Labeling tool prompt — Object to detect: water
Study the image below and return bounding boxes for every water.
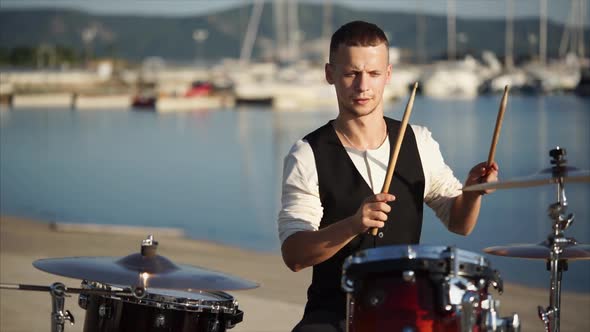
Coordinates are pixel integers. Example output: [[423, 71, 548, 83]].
[[1, 95, 589, 292]]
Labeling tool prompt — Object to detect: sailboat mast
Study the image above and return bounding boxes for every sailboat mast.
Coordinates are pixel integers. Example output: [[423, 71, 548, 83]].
[[447, 0, 456, 60], [539, 0, 547, 64], [287, 0, 300, 62], [578, 0, 586, 57], [274, 0, 287, 62], [505, 0, 514, 70], [322, 0, 332, 62], [416, 0, 426, 63], [240, 0, 264, 64]]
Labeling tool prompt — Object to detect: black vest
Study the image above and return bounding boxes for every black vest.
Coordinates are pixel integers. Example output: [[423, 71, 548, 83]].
[[303, 117, 425, 316]]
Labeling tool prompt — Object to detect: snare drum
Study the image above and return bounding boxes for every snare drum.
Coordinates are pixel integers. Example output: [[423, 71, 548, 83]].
[[342, 245, 503, 332], [79, 282, 243, 332]]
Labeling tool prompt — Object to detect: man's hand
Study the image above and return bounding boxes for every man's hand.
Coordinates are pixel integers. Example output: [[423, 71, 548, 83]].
[[464, 161, 499, 195], [352, 193, 395, 233]]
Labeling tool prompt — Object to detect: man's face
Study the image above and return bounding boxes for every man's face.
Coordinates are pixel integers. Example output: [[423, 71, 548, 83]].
[[326, 43, 391, 118]]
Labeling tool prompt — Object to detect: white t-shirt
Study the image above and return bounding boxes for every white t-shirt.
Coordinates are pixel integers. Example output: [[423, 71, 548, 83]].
[[277, 124, 463, 244]]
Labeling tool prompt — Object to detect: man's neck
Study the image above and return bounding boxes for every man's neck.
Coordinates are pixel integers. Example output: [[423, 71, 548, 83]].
[[333, 113, 387, 150]]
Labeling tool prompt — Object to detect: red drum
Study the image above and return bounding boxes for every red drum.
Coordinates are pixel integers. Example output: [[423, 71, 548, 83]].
[[342, 245, 504, 332], [79, 282, 243, 332]]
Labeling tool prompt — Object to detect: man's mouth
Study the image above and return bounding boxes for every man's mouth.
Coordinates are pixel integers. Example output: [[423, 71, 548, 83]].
[[353, 98, 370, 105]]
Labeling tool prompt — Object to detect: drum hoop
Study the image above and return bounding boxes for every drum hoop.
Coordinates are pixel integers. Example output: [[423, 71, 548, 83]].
[[344, 245, 488, 268], [83, 284, 238, 314], [343, 257, 495, 280], [118, 294, 238, 314]]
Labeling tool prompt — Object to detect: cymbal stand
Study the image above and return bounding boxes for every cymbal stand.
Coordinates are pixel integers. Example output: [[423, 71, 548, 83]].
[[49, 282, 75, 332], [0, 282, 133, 332], [537, 148, 575, 332]]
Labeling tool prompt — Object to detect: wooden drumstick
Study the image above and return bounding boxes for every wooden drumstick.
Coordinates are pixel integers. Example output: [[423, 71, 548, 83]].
[[487, 85, 510, 167], [370, 82, 418, 236]]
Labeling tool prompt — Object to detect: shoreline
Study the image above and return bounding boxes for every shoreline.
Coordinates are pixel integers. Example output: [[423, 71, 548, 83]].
[[1, 215, 589, 331]]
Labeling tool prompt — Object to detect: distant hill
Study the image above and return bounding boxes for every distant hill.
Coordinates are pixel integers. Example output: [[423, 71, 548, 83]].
[[0, 3, 587, 63]]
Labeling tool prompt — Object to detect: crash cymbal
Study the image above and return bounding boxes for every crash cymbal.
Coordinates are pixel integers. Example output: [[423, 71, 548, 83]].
[[484, 241, 590, 260], [34, 254, 259, 291], [33, 236, 259, 291], [463, 167, 590, 192]]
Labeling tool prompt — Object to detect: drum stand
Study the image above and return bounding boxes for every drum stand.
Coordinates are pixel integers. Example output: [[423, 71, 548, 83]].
[[0, 282, 75, 332], [537, 150, 576, 332], [49, 282, 75, 332], [0, 282, 133, 332]]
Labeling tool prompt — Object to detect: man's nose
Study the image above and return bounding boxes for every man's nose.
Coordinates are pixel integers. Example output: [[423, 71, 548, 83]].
[[355, 73, 369, 92]]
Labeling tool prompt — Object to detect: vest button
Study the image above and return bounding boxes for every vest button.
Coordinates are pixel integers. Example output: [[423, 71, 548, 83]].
[[378, 232, 384, 238]]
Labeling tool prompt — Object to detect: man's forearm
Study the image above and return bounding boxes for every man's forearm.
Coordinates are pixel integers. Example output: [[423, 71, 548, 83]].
[[281, 217, 359, 272], [448, 192, 483, 235]]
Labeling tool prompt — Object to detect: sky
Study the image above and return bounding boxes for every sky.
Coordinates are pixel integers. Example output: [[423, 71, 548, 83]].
[[0, 0, 588, 26]]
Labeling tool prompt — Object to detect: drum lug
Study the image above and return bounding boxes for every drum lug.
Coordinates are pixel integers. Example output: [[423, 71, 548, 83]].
[[209, 318, 220, 332], [438, 277, 453, 312], [154, 313, 166, 328], [98, 303, 112, 319], [402, 270, 415, 283], [78, 293, 88, 310]]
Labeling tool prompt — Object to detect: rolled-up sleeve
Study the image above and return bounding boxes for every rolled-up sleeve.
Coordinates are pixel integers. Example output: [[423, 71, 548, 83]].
[[413, 125, 463, 227], [277, 140, 323, 244]]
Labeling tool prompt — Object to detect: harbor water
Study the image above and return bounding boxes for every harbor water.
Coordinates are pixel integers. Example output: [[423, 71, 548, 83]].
[[1, 95, 589, 292]]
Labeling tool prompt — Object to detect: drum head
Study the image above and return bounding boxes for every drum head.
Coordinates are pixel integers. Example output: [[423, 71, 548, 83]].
[[343, 245, 492, 281], [121, 288, 237, 313]]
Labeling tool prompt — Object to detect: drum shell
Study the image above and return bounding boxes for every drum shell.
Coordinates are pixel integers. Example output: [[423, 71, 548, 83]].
[[343, 246, 499, 332], [82, 293, 239, 332], [347, 271, 488, 332]]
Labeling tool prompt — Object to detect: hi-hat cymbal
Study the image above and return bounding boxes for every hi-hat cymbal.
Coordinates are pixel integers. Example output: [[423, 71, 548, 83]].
[[33, 247, 259, 291], [484, 241, 590, 260], [463, 167, 590, 192]]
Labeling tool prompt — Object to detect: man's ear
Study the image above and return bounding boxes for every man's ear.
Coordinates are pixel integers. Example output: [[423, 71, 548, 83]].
[[325, 63, 334, 85], [386, 64, 392, 84]]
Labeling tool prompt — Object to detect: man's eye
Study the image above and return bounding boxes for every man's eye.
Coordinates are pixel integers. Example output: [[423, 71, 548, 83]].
[[370, 72, 381, 77], [344, 73, 356, 77]]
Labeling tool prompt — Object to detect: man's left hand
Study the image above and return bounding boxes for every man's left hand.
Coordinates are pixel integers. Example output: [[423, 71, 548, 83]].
[[464, 161, 499, 195]]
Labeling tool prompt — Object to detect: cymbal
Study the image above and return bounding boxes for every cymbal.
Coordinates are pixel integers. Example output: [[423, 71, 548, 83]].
[[484, 241, 590, 260], [33, 252, 259, 291], [463, 167, 590, 192]]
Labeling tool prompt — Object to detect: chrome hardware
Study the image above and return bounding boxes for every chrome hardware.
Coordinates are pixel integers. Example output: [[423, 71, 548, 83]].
[[402, 270, 415, 283], [98, 304, 111, 319], [78, 293, 88, 310], [341, 276, 354, 293], [209, 318, 220, 332], [481, 296, 521, 331], [142, 234, 155, 246], [406, 246, 417, 259], [538, 306, 553, 332], [483, 295, 499, 331], [50, 282, 75, 332], [498, 313, 521, 332], [460, 290, 479, 331], [154, 314, 166, 328]]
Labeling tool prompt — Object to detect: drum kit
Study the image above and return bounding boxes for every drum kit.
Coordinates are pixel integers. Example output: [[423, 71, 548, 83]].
[[341, 147, 589, 332], [0, 147, 588, 332], [0, 235, 259, 332]]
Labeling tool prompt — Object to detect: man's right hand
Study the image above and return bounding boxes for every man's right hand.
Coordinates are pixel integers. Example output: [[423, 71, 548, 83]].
[[352, 193, 395, 233], [282, 193, 395, 272]]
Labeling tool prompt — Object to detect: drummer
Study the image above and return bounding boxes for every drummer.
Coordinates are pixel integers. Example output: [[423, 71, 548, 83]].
[[277, 20, 499, 332]]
